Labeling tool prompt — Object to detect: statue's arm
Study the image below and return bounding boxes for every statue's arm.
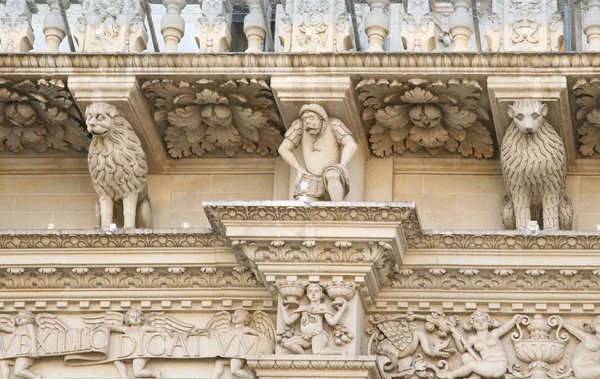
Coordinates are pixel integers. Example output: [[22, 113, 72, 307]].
[[332, 120, 357, 167], [279, 302, 301, 326], [559, 320, 589, 342], [493, 314, 522, 338], [0, 324, 14, 333], [278, 139, 304, 173], [27, 324, 39, 357], [324, 301, 347, 326]]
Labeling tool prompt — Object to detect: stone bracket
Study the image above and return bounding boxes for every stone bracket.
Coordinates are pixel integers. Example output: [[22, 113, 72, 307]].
[[67, 76, 169, 174], [487, 76, 576, 165]]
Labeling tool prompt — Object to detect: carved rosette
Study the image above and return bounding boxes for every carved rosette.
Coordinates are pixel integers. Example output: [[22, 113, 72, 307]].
[[356, 78, 493, 158], [142, 78, 283, 157], [0, 78, 90, 153], [573, 78, 600, 156]]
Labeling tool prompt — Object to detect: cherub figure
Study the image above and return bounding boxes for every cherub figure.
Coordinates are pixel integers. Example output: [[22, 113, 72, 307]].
[[209, 310, 275, 379], [280, 283, 349, 355], [83, 309, 199, 379], [438, 311, 523, 379], [0, 311, 66, 379], [553, 315, 600, 379]]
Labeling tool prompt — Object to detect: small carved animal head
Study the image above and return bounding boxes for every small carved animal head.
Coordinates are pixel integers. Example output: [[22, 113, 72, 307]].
[[507, 100, 548, 135], [85, 102, 120, 137]]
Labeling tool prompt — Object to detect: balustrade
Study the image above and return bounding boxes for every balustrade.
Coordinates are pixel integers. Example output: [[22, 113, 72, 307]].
[[1, 0, 599, 53]]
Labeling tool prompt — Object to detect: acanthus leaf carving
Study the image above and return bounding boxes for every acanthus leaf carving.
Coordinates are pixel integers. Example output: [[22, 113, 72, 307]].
[[0, 78, 90, 153], [573, 78, 600, 156], [356, 78, 493, 158], [142, 78, 283, 158]]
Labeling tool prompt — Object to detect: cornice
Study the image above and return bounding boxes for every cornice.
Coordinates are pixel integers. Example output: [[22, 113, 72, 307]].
[[0, 228, 227, 249], [3, 52, 600, 72]]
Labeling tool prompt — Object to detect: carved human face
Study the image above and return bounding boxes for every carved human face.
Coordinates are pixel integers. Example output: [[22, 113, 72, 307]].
[[306, 284, 323, 302], [16, 311, 34, 326], [5, 103, 37, 127], [126, 310, 144, 326], [508, 101, 548, 134], [86, 110, 112, 136], [232, 310, 250, 326], [471, 312, 490, 331], [408, 104, 442, 129], [200, 104, 233, 128], [302, 111, 324, 136]]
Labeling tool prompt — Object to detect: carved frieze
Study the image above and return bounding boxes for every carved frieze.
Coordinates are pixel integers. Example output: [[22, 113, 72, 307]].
[[142, 78, 283, 158], [0, 266, 258, 289], [367, 311, 597, 379], [0, 78, 90, 153], [356, 78, 493, 158], [390, 268, 600, 292]]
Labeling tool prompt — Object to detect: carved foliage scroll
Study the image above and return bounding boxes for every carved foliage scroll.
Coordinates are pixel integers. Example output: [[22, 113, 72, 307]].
[[142, 78, 283, 158], [356, 78, 493, 158], [0, 78, 90, 152], [573, 78, 600, 156]]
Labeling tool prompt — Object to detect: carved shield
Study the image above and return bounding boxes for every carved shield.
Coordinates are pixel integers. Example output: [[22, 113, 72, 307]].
[[377, 319, 416, 352]]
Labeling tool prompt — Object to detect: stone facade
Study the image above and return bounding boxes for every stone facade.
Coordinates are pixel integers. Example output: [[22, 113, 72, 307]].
[[4, 0, 600, 378]]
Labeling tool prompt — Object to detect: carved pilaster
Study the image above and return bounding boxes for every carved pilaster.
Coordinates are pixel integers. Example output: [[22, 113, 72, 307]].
[[74, 0, 148, 53], [0, 0, 37, 53], [195, 0, 232, 53]]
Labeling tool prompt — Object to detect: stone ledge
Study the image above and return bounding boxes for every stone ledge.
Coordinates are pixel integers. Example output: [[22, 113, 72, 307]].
[[246, 355, 381, 379]]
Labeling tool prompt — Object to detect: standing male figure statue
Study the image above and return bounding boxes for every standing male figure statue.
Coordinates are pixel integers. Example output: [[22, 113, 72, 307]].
[[278, 104, 358, 201]]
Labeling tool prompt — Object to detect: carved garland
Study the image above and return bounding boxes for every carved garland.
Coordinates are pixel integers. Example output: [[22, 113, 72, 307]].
[[356, 78, 493, 158], [0, 78, 90, 152], [142, 78, 283, 158]]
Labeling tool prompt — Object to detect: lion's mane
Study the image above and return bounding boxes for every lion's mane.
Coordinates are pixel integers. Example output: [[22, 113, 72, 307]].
[[87, 105, 148, 201]]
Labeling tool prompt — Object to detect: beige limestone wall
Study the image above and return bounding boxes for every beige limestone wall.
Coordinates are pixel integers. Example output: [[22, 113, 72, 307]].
[[0, 174, 274, 230], [393, 172, 598, 231]]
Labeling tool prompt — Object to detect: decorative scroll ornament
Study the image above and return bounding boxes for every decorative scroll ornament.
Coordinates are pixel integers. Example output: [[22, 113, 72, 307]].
[[356, 78, 493, 158], [0, 78, 90, 153], [573, 78, 600, 156], [142, 79, 282, 157]]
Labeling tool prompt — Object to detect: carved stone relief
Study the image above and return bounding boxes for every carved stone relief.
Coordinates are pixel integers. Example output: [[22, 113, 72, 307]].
[[573, 78, 600, 156], [0, 309, 275, 379], [484, 0, 564, 52], [1, 0, 37, 53], [500, 100, 572, 230], [278, 104, 358, 201], [142, 79, 282, 158], [195, 0, 232, 53], [0, 78, 90, 153], [0, 266, 258, 289], [85, 102, 152, 229], [356, 78, 493, 158], [368, 311, 598, 379], [277, 281, 354, 355], [74, 0, 148, 53]]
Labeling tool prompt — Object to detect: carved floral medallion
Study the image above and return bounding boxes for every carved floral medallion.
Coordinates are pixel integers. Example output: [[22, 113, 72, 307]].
[[356, 78, 493, 158], [0, 78, 90, 152], [142, 78, 283, 157]]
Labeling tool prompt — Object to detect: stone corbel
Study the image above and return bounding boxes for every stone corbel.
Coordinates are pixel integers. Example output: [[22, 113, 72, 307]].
[[487, 76, 575, 165], [67, 76, 169, 173], [270, 76, 367, 201]]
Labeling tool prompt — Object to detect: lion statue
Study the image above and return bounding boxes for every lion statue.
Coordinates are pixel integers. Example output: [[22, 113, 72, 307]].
[[500, 100, 572, 230], [85, 102, 152, 229]]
